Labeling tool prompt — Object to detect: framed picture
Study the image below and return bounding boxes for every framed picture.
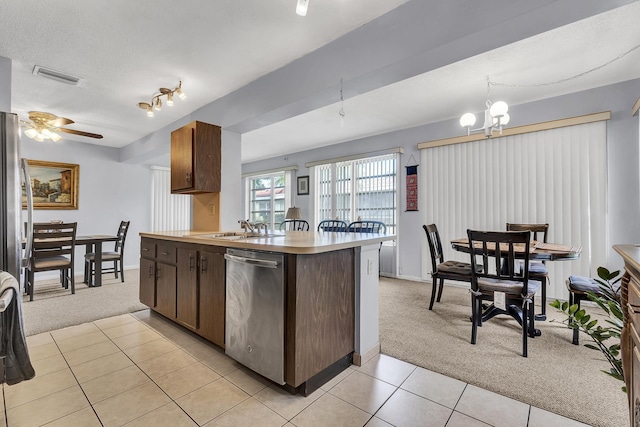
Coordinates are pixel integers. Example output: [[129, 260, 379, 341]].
[[22, 160, 79, 210], [297, 175, 309, 195]]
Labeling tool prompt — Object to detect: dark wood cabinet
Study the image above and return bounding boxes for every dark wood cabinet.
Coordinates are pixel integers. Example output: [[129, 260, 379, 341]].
[[177, 248, 198, 329], [171, 121, 221, 194], [139, 238, 226, 346], [198, 249, 226, 347]]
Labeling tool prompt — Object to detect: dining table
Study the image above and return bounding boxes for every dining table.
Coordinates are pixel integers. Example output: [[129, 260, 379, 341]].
[[76, 235, 120, 287], [450, 237, 582, 335]]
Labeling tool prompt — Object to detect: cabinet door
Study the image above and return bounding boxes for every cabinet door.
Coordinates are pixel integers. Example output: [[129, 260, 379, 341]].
[[155, 262, 177, 319], [177, 247, 198, 329], [139, 257, 156, 307], [171, 125, 194, 192], [198, 249, 225, 347]]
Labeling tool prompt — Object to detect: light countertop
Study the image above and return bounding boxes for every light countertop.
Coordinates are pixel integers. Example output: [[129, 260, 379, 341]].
[[140, 230, 395, 255]]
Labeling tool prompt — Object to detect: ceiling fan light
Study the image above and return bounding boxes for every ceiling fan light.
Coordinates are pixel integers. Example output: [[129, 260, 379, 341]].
[[459, 113, 476, 128], [24, 128, 38, 138], [34, 133, 45, 142], [50, 132, 62, 142], [489, 100, 508, 117], [41, 128, 52, 138], [296, 0, 309, 16], [167, 92, 174, 106]]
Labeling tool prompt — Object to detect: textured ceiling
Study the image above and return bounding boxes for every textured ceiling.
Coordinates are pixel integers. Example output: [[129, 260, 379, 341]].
[[0, 0, 639, 164]]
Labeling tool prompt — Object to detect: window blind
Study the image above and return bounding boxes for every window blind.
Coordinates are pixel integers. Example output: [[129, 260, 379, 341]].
[[151, 167, 191, 232], [420, 121, 607, 300]]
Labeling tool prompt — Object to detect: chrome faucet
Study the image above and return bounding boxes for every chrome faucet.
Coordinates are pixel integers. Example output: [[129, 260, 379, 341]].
[[238, 219, 256, 233], [253, 222, 268, 234]]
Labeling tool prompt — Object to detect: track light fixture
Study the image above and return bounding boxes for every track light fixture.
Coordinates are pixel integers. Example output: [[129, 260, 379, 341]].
[[138, 81, 187, 117]]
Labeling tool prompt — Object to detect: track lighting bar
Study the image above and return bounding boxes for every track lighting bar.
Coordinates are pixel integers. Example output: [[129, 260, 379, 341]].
[[138, 81, 187, 117]]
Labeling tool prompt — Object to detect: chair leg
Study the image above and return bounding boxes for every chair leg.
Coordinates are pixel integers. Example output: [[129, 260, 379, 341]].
[[114, 260, 118, 279], [119, 259, 125, 282], [471, 295, 478, 344], [436, 278, 444, 302], [28, 269, 34, 302], [572, 297, 581, 345], [429, 276, 438, 310], [83, 260, 89, 283], [522, 303, 530, 358], [70, 266, 75, 295], [540, 276, 547, 317]]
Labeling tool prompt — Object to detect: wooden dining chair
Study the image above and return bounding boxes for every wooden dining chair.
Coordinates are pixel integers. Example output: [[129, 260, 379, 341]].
[[317, 219, 347, 232], [84, 221, 130, 283], [506, 223, 549, 319], [25, 222, 77, 301], [278, 219, 310, 231], [423, 224, 475, 310], [467, 229, 539, 357]]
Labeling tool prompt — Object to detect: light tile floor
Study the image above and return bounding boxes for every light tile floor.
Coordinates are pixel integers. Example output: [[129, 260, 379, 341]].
[[3, 310, 592, 427]]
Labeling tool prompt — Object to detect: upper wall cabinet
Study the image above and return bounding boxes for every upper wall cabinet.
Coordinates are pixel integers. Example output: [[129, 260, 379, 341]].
[[171, 121, 221, 194]]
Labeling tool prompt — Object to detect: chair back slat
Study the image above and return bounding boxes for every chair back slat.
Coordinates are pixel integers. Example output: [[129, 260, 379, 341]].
[[114, 221, 131, 253], [31, 222, 77, 260], [279, 219, 310, 231], [346, 221, 386, 234], [317, 220, 347, 232], [423, 224, 444, 267], [506, 223, 548, 243]]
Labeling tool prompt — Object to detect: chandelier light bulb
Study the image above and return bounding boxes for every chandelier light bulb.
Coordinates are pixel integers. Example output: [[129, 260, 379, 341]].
[[459, 113, 476, 128], [500, 112, 510, 126], [296, 0, 309, 16], [489, 100, 508, 118]]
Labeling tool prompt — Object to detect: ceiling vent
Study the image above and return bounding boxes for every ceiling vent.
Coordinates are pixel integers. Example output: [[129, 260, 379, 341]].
[[32, 65, 80, 86]]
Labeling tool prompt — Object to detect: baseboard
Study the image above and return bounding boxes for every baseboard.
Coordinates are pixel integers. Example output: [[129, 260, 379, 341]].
[[353, 342, 380, 367]]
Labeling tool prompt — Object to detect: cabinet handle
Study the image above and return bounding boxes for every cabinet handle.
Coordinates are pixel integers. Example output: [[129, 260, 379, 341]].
[[148, 265, 154, 277], [161, 251, 169, 256], [186, 172, 192, 186], [156, 267, 161, 279], [200, 256, 207, 273], [189, 254, 194, 270], [142, 247, 149, 252]]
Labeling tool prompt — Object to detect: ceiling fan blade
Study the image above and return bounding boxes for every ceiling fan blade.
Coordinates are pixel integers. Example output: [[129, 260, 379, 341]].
[[49, 116, 74, 127], [58, 128, 103, 139]]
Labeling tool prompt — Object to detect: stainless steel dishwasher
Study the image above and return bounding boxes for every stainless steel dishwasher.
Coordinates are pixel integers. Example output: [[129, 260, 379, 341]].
[[224, 248, 285, 385]]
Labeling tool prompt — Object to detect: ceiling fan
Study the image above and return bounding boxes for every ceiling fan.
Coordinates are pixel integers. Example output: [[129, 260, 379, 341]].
[[21, 111, 103, 142]]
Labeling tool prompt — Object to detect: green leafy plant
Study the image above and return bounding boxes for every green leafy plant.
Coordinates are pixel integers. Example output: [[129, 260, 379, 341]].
[[550, 267, 625, 392]]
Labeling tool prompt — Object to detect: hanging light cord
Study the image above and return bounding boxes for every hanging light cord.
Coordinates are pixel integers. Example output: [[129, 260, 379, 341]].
[[490, 42, 640, 88]]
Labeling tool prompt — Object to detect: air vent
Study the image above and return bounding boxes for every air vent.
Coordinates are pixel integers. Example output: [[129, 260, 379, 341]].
[[32, 65, 80, 86]]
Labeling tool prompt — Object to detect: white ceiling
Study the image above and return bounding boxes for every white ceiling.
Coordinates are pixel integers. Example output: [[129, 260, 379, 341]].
[[1, 1, 639, 164]]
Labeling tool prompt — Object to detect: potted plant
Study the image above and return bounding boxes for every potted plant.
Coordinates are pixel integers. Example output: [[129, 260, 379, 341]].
[[550, 267, 625, 391]]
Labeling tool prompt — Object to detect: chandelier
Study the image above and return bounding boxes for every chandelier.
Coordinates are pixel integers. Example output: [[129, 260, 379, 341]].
[[137, 81, 187, 117], [460, 78, 510, 137]]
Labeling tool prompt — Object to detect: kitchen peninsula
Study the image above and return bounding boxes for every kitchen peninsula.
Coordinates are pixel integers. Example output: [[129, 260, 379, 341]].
[[139, 229, 393, 394]]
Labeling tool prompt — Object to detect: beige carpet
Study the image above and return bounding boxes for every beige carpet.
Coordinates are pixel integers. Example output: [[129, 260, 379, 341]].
[[379, 277, 628, 427], [21, 269, 147, 336]]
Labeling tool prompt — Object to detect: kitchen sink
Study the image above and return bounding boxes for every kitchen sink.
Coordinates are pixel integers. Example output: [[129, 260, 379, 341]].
[[190, 231, 284, 240]]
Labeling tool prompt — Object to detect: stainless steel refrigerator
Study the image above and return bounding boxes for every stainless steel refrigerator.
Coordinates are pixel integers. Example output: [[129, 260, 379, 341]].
[[0, 111, 35, 384]]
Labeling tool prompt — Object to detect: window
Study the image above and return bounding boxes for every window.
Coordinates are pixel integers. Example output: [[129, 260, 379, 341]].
[[246, 171, 288, 230], [315, 153, 398, 234]]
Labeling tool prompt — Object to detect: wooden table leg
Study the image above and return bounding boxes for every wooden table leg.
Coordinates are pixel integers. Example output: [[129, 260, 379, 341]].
[[93, 242, 103, 287]]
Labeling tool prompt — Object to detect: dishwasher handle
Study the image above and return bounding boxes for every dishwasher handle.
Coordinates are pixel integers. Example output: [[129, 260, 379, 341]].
[[224, 253, 280, 269]]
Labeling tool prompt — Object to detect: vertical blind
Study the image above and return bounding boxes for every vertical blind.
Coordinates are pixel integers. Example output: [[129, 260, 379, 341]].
[[420, 121, 607, 300], [151, 167, 191, 231]]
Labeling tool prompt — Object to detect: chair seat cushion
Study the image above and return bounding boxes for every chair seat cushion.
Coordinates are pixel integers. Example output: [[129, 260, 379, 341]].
[[33, 256, 71, 269], [515, 261, 548, 275], [478, 278, 541, 295], [85, 252, 120, 261], [568, 275, 601, 293], [437, 260, 473, 275]]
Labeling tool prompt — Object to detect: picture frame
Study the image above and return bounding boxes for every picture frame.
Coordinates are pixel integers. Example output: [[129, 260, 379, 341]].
[[22, 160, 79, 210], [297, 175, 309, 196]]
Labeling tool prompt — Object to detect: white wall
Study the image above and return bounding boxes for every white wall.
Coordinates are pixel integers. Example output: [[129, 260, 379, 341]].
[[243, 78, 640, 280], [0, 56, 10, 112], [21, 138, 152, 277]]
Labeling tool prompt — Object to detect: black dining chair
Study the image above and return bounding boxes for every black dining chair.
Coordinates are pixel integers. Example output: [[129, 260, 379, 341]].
[[279, 219, 310, 231], [84, 221, 130, 283], [346, 221, 386, 233], [423, 224, 475, 310], [317, 220, 347, 232], [467, 229, 539, 357], [25, 222, 77, 301], [506, 223, 549, 319]]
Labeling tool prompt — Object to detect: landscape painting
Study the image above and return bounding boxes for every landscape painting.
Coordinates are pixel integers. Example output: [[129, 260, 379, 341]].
[[22, 160, 79, 210]]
